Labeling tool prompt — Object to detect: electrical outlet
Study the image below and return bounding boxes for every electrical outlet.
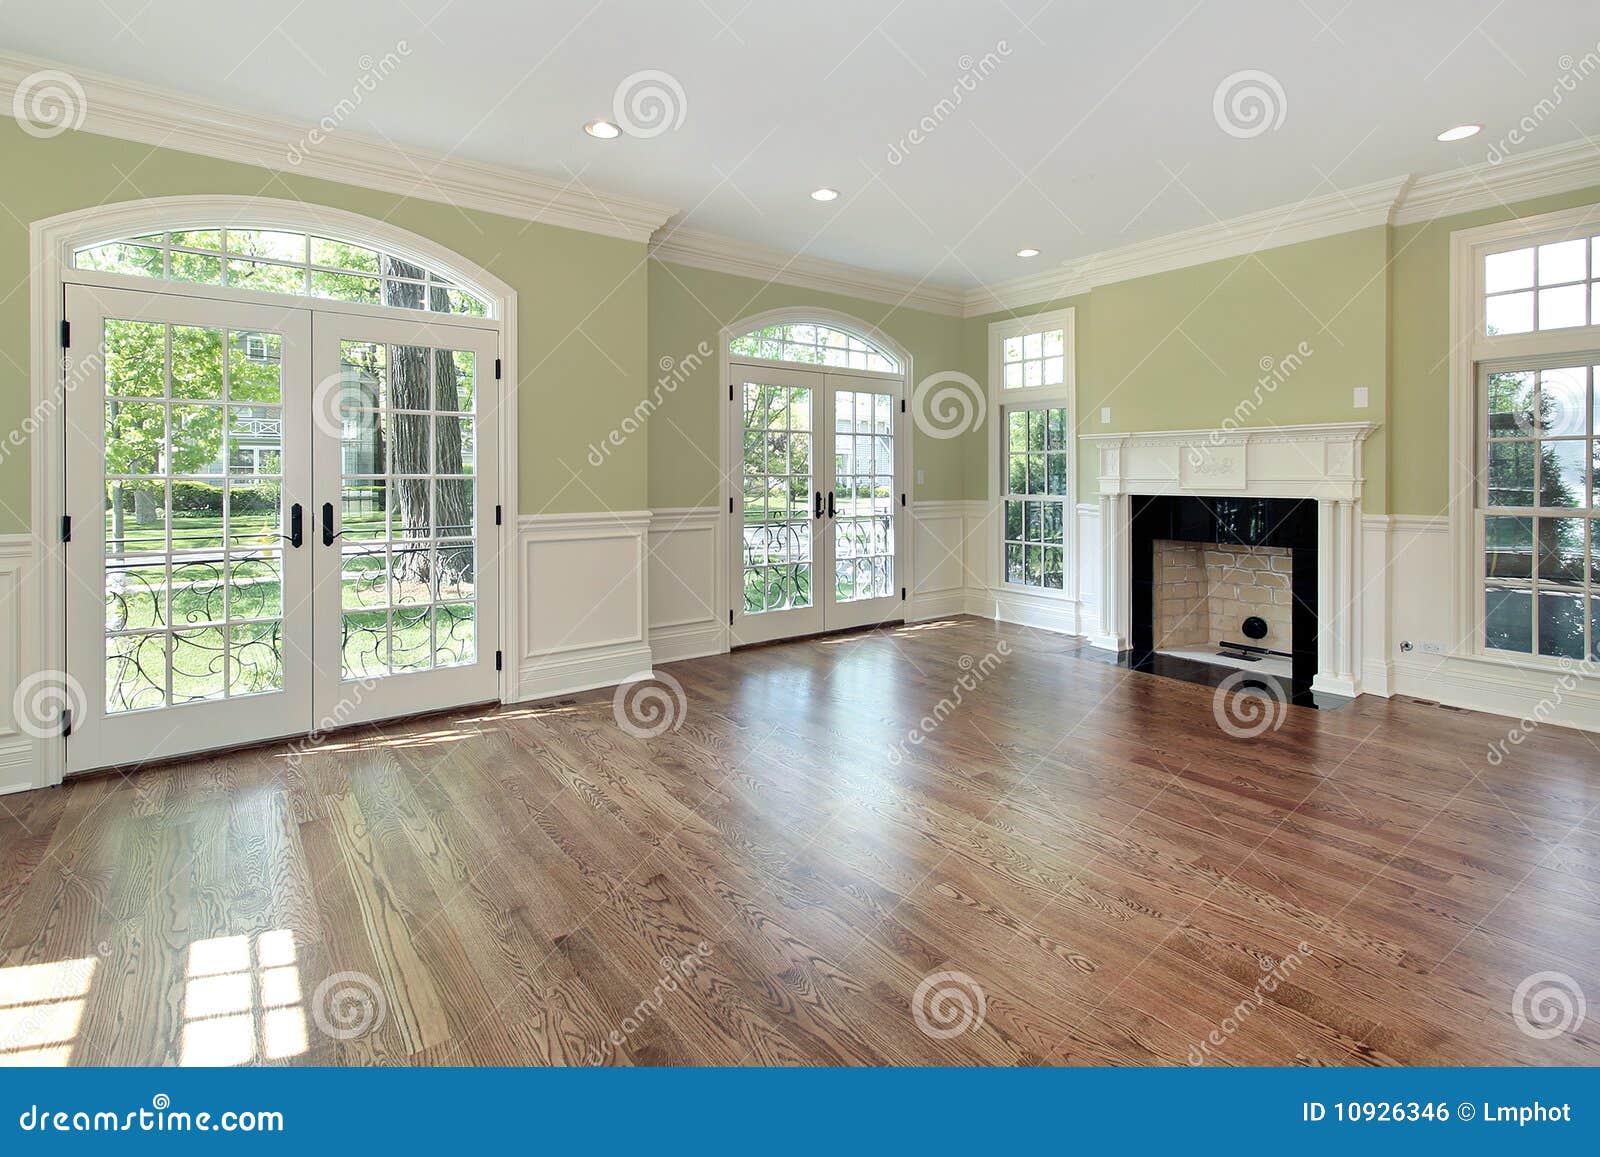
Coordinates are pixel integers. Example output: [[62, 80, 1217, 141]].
[[1418, 641, 1446, 655], [1100, 407, 1111, 424], [915, 468, 925, 485], [1352, 386, 1369, 409]]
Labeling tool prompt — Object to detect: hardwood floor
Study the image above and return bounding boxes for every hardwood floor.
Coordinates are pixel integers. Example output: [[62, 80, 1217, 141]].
[[3, 615, 1598, 1066]]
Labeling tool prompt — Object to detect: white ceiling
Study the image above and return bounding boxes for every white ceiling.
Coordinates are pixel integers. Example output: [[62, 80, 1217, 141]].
[[5, 0, 1599, 288]]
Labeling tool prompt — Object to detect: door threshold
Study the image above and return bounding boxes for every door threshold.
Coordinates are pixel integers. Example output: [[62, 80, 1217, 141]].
[[731, 619, 905, 652], [65, 699, 502, 781]]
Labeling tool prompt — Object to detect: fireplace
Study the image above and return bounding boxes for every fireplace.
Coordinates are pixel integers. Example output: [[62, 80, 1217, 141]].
[[1083, 422, 1376, 701], [1131, 495, 1319, 700]]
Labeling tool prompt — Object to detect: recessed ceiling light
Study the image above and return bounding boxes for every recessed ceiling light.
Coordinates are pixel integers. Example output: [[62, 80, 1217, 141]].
[[1436, 124, 1481, 142], [584, 120, 621, 139], [1016, 248, 1040, 258], [810, 187, 840, 202]]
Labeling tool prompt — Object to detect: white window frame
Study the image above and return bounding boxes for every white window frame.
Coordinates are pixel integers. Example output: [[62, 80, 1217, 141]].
[[986, 308, 1077, 607], [1448, 202, 1600, 673]]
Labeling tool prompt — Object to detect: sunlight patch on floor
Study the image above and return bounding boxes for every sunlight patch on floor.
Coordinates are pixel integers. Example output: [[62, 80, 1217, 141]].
[[0, 955, 98, 1066], [179, 929, 307, 1066]]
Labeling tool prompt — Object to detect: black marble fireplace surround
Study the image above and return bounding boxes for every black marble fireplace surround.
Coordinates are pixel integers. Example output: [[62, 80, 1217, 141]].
[[1129, 494, 1322, 705]]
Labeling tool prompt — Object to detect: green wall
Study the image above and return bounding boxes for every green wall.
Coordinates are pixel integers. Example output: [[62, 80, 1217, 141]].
[[645, 258, 970, 508], [0, 121, 649, 533], [966, 227, 1392, 509]]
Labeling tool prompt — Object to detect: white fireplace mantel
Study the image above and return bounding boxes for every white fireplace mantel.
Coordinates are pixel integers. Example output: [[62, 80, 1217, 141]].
[[1081, 422, 1377, 698]]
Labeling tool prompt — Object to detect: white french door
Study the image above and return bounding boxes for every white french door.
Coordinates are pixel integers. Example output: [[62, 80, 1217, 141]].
[[65, 285, 315, 771], [310, 314, 499, 726], [730, 362, 906, 646], [63, 284, 500, 773]]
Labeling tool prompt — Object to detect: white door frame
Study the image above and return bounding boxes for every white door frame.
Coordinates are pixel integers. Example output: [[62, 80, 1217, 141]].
[[27, 195, 519, 789], [718, 308, 914, 647]]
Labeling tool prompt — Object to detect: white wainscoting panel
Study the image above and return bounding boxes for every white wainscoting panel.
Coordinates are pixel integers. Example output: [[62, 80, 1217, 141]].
[[0, 535, 38, 794], [518, 511, 653, 701], [909, 501, 978, 621], [648, 508, 727, 664]]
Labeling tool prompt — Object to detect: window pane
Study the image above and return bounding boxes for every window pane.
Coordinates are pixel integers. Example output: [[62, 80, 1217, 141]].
[[1484, 515, 1532, 579], [1537, 239, 1586, 285], [1005, 499, 1023, 539], [1484, 586, 1532, 653], [1486, 442, 1535, 507], [1542, 441, 1586, 508], [1538, 591, 1586, 659], [1538, 284, 1587, 330], [1485, 247, 1534, 293], [1008, 411, 1028, 452], [1537, 516, 1586, 584], [1028, 410, 1046, 451], [1486, 291, 1534, 335], [227, 230, 306, 263], [1043, 329, 1064, 357], [1487, 371, 1534, 437], [1537, 367, 1587, 436]]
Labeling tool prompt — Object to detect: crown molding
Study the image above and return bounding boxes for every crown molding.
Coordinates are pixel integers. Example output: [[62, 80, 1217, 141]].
[[0, 52, 676, 244], [649, 226, 969, 317], [1393, 136, 1600, 226], [964, 176, 1411, 317]]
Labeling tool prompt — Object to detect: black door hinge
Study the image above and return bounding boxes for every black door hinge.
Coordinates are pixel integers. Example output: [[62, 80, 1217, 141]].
[[495, 650, 503, 672], [60, 515, 71, 543], [900, 493, 906, 507], [729, 383, 734, 401], [728, 496, 734, 514], [494, 358, 502, 380], [494, 504, 503, 526], [61, 708, 73, 738], [729, 609, 734, 626], [60, 320, 71, 348], [901, 587, 907, 601], [900, 398, 906, 413]]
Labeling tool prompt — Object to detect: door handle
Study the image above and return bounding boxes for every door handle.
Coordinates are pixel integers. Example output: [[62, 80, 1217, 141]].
[[826, 491, 836, 519], [321, 501, 345, 546], [814, 490, 823, 519], [287, 503, 303, 549]]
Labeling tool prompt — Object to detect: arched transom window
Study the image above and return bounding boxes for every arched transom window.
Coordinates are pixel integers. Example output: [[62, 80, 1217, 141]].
[[729, 322, 900, 373], [73, 228, 490, 317]]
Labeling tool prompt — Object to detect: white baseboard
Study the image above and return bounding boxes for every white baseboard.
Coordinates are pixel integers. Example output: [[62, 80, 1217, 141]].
[[517, 641, 654, 702], [1391, 654, 1600, 733], [908, 590, 969, 622], [649, 620, 727, 665]]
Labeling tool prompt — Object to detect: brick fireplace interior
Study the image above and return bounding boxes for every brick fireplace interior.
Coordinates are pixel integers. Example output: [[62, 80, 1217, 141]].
[[1152, 540, 1294, 676], [1129, 494, 1320, 701]]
